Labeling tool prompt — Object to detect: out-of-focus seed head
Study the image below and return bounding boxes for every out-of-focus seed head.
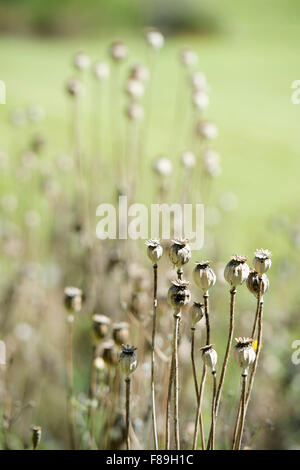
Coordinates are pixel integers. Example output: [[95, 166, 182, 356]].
[[130, 64, 150, 82], [193, 261, 216, 292], [189, 302, 204, 327], [126, 102, 144, 122], [92, 314, 111, 340], [224, 255, 250, 287], [152, 157, 172, 177], [66, 77, 85, 98], [191, 71, 208, 92], [246, 271, 269, 298], [180, 47, 198, 67], [197, 121, 218, 140], [169, 238, 191, 269], [32, 425, 42, 450], [93, 61, 110, 80], [112, 322, 129, 346], [233, 337, 256, 375], [180, 150, 196, 170], [167, 279, 191, 310], [145, 28, 164, 50], [201, 344, 217, 372], [125, 79, 144, 99], [11, 108, 27, 127], [119, 344, 138, 377], [73, 51, 91, 71], [102, 340, 119, 367], [28, 105, 45, 123], [146, 239, 163, 264], [253, 249, 272, 275], [193, 91, 209, 110], [110, 40, 129, 62], [203, 149, 221, 178], [64, 286, 82, 313], [94, 356, 105, 372]]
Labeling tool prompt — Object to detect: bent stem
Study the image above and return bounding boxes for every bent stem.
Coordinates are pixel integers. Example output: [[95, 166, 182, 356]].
[[125, 377, 131, 450], [151, 263, 159, 449], [192, 363, 207, 450]]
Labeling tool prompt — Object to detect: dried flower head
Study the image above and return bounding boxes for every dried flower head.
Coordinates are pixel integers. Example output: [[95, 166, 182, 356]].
[[180, 47, 198, 67], [180, 151, 196, 169], [126, 102, 144, 122], [200, 344, 218, 372], [167, 279, 191, 310], [32, 425, 42, 450], [112, 322, 129, 346], [146, 28, 164, 50], [125, 78, 144, 99], [193, 261, 216, 292], [64, 286, 82, 313], [152, 157, 172, 177], [203, 149, 221, 178], [191, 71, 208, 92], [224, 255, 250, 287], [66, 77, 85, 98], [189, 301, 204, 327], [146, 239, 163, 264], [110, 40, 129, 62], [233, 337, 256, 374], [246, 271, 269, 298], [73, 51, 91, 70], [197, 121, 218, 140], [169, 238, 191, 269], [93, 314, 111, 340], [193, 91, 209, 110], [253, 249, 272, 275], [130, 64, 150, 82], [119, 344, 138, 377], [93, 61, 110, 80], [102, 340, 119, 367]]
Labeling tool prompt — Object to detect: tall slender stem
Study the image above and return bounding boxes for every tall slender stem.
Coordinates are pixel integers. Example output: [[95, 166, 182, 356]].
[[87, 346, 97, 449], [191, 328, 205, 449], [151, 263, 159, 449], [125, 377, 131, 450], [173, 311, 181, 450], [208, 371, 217, 450], [203, 292, 210, 345], [192, 363, 207, 449], [235, 373, 247, 450], [165, 354, 174, 449], [66, 317, 75, 450]]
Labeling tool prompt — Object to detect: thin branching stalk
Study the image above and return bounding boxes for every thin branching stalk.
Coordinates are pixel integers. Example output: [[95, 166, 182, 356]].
[[192, 363, 207, 450], [234, 373, 247, 450], [203, 292, 210, 345], [151, 263, 159, 449], [173, 310, 181, 450], [125, 377, 131, 450], [66, 317, 76, 450], [87, 346, 97, 449], [207, 370, 217, 450], [191, 327, 205, 449], [165, 354, 174, 450]]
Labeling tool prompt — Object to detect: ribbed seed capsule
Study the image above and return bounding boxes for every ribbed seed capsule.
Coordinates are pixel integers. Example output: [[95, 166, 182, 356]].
[[233, 337, 256, 375], [167, 279, 191, 310], [146, 239, 163, 264], [112, 322, 129, 346], [92, 314, 111, 340], [189, 302, 204, 327], [119, 345, 138, 377], [32, 426, 42, 450], [253, 249, 272, 275], [224, 255, 250, 287], [193, 261, 216, 292], [201, 344, 218, 373], [169, 239, 191, 269], [246, 271, 269, 298]]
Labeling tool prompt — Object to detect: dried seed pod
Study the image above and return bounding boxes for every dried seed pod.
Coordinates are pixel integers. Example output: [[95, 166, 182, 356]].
[[203, 149, 221, 178], [201, 344, 217, 372], [125, 79, 144, 99], [169, 239, 191, 269], [152, 156, 172, 177], [193, 91, 209, 110], [94, 356, 105, 372], [32, 425, 42, 450], [102, 340, 119, 367], [119, 344, 138, 377], [145, 28, 164, 50], [146, 239, 163, 264], [66, 77, 85, 98], [167, 279, 191, 310], [233, 337, 256, 375], [92, 314, 111, 340], [246, 271, 269, 298], [73, 51, 91, 70], [180, 151, 196, 169], [93, 61, 110, 80], [130, 64, 150, 82], [64, 286, 82, 313], [109, 40, 129, 62], [191, 71, 208, 92], [180, 47, 198, 67], [189, 302, 204, 327], [253, 249, 272, 275], [193, 261, 216, 292], [112, 322, 129, 346], [224, 255, 250, 287], [126, 102, 144, 122], [197, 121, 218, 140]]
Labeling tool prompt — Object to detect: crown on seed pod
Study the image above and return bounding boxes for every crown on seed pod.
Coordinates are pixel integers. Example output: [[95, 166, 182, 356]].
[[253, 249, 272, 275], [224, 255, 250, 287], [119, 344, 138, 377], [169, 238, 191, 269], [193, 261, 216, 292], [146, 239, 163, 264]]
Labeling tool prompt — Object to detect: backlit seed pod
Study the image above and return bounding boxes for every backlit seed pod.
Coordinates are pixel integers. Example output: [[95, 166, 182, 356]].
[[180, 151, 196, 169], [125, 79, 144, 99], [112, 322, 129, 346], [109, 40, 129, 62], [246, 271, 269, 298], [126, 102, 144, 122], [233, 337, 256, 374], [145, 28, 164, 50], [169, 239, 191, 269], [193, 91, 209, 110], [130, 64, 150, 82], [167, 279, 191, 310], [152, 157, 172, 177], [191, 71, 208, 92], [93, 61, 110, 80], [94, 356, 105, 372], [66, 77, 85, 98], [119, 345, 138, 377], [32, 426, 42, 450], [189, 302, 204, 327], [201, 345, 218, 373], [193, 261, 216, 292], [64, 286, 82, 313], [203, 149, 221, 178], [102, 340, 119, 367], [180, 47, 198, 67], [146, 239, 163, 264], [73, 51, 91, 71], [197, 121, 218, 140], [93, 314, 111, 340], [224, 255, 250, 287], [253, 249, 272, 275]]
